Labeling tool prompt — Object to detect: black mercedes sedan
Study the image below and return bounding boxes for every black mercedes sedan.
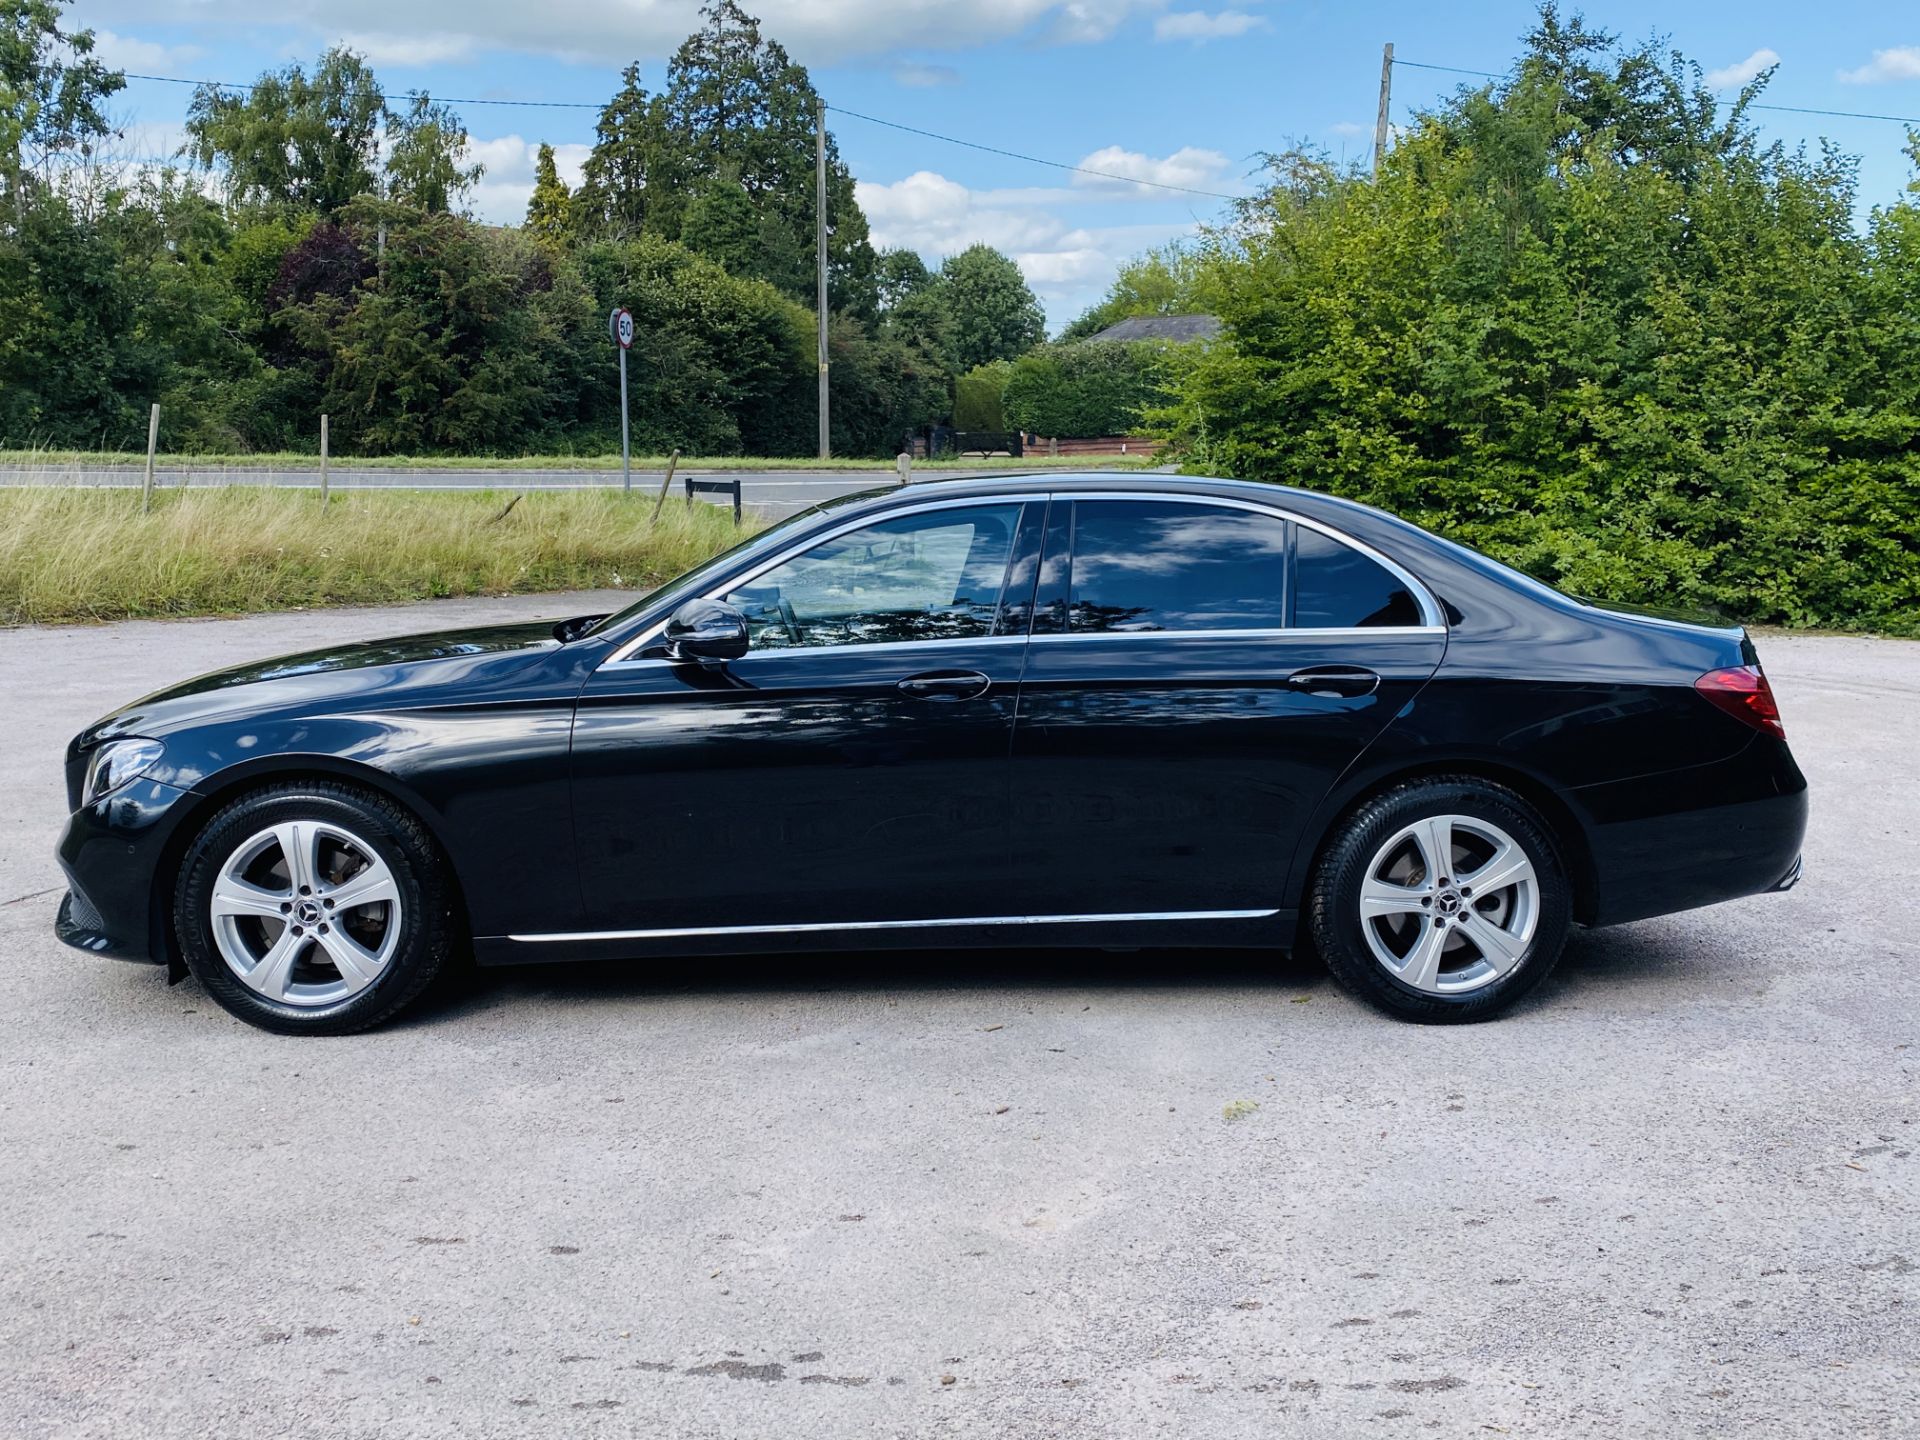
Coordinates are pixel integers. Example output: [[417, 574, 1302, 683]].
[[55, 474, 1807, 1034]]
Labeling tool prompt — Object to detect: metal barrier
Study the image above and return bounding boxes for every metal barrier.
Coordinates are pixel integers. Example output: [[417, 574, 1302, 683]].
[[684, 474, 743, 524]]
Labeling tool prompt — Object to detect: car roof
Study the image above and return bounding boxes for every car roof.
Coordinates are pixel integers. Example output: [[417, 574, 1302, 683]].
[[842, 470, 1408, 537]]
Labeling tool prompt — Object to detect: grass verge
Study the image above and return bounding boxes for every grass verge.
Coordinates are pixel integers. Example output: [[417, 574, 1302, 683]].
[[0, 449, 1162, 473], [0, 487, 762, 626]]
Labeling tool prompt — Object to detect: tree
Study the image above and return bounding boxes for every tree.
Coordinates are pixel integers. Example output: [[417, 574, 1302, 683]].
[[187, 48, 386, 214], [679, 172, 759, 275], [525, 143, 573, 245], [0, 0, 124, 219], [1060, 244, 1209, 341], [385, 94, 482, 213], [940, 244, 1044, 370], [524, 143, 571, 241], [876, 247, 934, 311], [658, 1, 877, 314], [574, 62, 662, 240]]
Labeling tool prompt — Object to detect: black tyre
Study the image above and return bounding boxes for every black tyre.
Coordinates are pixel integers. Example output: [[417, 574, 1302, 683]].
[[1307, 776, 1571, 1023], [174, 782, 453, 1035]]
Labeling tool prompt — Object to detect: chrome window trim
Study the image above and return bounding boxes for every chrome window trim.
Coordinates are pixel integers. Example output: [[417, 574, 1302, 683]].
[[509, 907, 1279, 944], [1028, 625, 1446, 642], [601, 492, 1048, 667], [598, 626, 1444, 674], [597, 487, 1445, 671]]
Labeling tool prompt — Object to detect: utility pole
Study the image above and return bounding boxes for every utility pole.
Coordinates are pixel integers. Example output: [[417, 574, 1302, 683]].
[[1374, 42, 1394, 175], [816, 97, 830, 460]]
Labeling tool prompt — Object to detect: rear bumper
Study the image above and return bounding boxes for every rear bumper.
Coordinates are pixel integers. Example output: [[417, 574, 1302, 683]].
[[53, 779, 197, 965], [1577, 737, 1808, 927]]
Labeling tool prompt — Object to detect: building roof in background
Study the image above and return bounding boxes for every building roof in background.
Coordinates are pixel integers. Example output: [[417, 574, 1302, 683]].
[[1085, 314, 1223, 344]]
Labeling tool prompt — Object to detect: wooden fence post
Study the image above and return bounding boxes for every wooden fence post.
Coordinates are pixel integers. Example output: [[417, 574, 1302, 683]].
[[649, 449, 681, 525], [141, 403, 160, 514]]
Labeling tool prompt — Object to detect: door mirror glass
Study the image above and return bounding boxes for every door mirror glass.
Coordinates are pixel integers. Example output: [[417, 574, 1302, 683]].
[[664, 598, 750, 664]]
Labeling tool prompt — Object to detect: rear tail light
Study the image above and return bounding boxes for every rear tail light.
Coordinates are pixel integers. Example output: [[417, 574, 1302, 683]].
[[1695, 665, 1785, 739]]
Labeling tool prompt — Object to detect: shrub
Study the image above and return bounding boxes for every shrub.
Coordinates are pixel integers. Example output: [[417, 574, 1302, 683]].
[[1002, 342, 1166, 438]]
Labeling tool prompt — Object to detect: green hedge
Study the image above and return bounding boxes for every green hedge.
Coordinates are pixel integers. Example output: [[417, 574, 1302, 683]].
[[1162, 30, 1920, 635], [1001, 342, 1166, 438]]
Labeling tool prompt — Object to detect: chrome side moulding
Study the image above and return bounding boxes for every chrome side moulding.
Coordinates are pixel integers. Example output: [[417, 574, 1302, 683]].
[[508, 908, 1281, 944]]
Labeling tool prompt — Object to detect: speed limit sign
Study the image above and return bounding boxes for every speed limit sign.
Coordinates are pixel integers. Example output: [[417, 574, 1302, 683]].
[[609, 307, 635, 350]]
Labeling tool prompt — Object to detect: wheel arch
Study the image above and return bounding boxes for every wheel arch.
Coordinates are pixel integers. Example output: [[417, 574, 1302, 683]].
[[1286, 756, 1600, 926], [146, 756, 468, 979]]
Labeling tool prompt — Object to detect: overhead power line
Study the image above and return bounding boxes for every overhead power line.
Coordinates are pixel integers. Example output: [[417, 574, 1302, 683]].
[[1750, 101, 1920, 125], [117, 70, 1244, 201], [826, 106, 1241, 200], [1391, 57, 1920, 127]]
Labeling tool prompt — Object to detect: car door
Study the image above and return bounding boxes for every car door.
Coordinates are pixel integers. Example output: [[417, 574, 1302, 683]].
[[569, 496, 1044, 935], [1004, 495, 1447, 920]]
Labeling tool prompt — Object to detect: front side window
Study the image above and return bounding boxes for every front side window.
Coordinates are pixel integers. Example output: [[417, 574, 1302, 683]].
[[1292, 527, 1423, 628], [1066, 500, 1289, 633], [723, 504, 1023, 651]]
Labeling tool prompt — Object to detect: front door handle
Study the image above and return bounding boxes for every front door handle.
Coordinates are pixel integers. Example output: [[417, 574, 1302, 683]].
[[1282, 665, 1381, 698], [897, 670, 992, 701]]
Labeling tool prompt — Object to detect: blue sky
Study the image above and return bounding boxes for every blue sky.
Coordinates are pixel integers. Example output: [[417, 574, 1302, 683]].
[[80, 1, 1920, 329]]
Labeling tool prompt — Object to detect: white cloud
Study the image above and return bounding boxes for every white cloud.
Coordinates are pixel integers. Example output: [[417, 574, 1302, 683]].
[[1838, 46, 1920, 85], [857, 167, 1204, 324], [117, 120, 195, 165], [82, 0, 1180, 67], [1070, 144, 1231, 195], [1153, 9, 1266, 44], [464, 134, 591, 225], [1327, 120, 1370, 138], [336, 31, 479, 67], [859, 169, 1069, 255], [1704, 48, 1778, 91], [85, 29, 203, 75]]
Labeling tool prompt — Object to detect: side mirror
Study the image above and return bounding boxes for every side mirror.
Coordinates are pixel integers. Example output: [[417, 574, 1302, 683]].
[[664, 598, 749, 664]]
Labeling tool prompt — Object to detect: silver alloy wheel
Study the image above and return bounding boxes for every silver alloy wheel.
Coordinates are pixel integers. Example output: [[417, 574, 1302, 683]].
[[208, 821, 403, 1007], [1358, 813, 1539, 995]]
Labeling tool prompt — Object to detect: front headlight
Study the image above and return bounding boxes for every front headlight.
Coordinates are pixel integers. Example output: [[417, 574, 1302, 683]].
[[83, 738, 165, 804]]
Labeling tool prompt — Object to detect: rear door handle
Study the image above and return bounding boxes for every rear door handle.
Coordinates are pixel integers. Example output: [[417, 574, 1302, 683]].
[[1282, 665, 1381, 698], [897, 670, 992, 701]]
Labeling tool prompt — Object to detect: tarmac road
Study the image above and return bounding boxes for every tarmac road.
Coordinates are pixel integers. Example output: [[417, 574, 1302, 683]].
[[0, 595, 1914, 1438]]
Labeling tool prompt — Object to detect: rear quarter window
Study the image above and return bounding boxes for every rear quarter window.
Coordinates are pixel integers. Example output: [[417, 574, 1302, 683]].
[[1293, 527, 1424, 628]]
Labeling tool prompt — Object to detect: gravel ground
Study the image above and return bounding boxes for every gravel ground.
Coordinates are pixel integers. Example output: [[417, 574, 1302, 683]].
[[0, 596, 1914, 1439]]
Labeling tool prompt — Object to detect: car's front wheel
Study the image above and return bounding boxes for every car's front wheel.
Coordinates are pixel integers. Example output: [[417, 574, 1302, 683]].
[[174, 782, 453, 1035], [1308, 776, 1571, 1022]]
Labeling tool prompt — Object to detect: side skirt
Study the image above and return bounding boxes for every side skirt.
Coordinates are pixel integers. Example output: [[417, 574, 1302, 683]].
[[472, 909, 1298, 967]]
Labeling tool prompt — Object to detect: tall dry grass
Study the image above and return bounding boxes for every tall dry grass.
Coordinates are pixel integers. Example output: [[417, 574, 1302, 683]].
[[0, 487, 760, 625]]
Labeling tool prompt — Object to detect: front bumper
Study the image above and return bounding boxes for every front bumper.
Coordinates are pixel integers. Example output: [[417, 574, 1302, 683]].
[[54, 778, 199, 965]]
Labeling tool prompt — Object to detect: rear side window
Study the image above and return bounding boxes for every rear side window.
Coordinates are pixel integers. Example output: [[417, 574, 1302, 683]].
[[1292, 527, 1423, 628], [1066, 500, 1288, 633]]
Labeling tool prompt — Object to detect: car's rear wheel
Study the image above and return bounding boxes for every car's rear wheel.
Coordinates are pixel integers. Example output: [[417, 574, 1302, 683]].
[[1308, 777, 1571, 1022], [174, 782, 452, 1035]]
